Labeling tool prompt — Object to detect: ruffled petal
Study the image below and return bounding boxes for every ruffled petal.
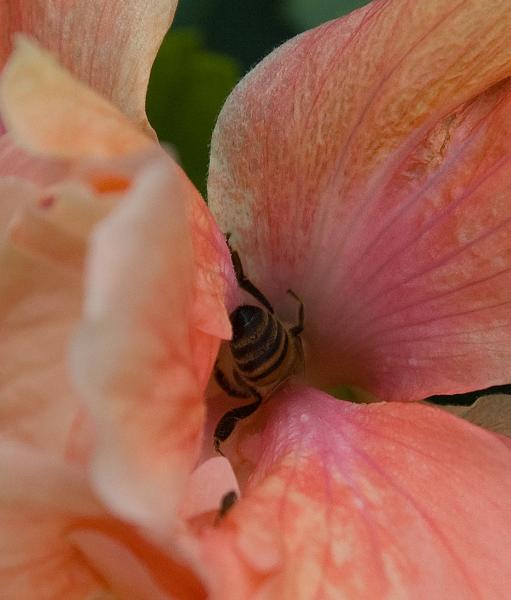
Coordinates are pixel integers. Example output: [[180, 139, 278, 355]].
[[209, 0, 511, 400], [72, 155, 232, 533], [202, 386, 511, 598], [0, 439, 207, 600], [0, 154, 131, 458], [0, 38, 152, 159], [0, 0, 177, 132], [0, 441, 107, 599]]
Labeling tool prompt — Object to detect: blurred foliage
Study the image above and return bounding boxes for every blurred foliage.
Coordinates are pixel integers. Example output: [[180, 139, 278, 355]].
[[285, 0, 370, 29], [146, 29, 240, 196], [174, 0, 295, 72]]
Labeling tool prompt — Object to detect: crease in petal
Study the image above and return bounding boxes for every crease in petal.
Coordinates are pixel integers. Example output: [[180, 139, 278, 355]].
[[202, 386, 511, 599], [209, 0, 511, 401]]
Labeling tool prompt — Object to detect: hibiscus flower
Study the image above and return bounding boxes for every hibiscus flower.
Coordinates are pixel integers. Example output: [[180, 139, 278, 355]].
[[1, 0, 511, 598]]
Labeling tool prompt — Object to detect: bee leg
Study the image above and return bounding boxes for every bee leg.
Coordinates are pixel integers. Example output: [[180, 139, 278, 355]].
[[225, 233, 274, 314], [287, 289, 304, 336], [214, 364, 250, 398], [214, 393, 262, 454], [215, 489, 238, 525]]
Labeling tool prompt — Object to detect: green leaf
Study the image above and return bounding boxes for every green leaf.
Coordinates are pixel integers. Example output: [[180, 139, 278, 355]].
[[146, 29, 240, 197], [284, 0, 370, 29]]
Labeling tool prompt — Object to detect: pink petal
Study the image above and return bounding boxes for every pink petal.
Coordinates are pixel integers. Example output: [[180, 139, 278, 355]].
[[209, 0, 511, 400], [72, 155, 232, 533], [180, 456, 240, 520], [202, 386, 511, 598], [0, 0, 177, 132], [0, 38, 152, 159]]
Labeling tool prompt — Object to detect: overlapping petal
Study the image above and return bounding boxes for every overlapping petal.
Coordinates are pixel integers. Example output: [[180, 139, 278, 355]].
[[0, 440, 108, 599], [0, 39, 152, 159], [0, 0, 177, 132], [202, 386, 511, 599], [209, 0, 511, 401], [0, 440, 207, 600], [0, 35, 233, 550], [72, 155, 231, 532]]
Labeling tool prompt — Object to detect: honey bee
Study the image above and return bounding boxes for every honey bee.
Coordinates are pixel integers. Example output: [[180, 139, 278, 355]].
[[214, 237, 304, 453]]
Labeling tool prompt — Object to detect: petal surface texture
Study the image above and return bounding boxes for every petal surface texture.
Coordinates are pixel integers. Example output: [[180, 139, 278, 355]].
[[0, 0, 177, 131], [72, 155, 231, 532], [203, 386, 511, 599], [209, 0, 511, 400]]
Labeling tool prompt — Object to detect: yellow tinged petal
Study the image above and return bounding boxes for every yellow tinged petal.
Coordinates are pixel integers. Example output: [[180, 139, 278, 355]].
[[0, 37, 152, 159]]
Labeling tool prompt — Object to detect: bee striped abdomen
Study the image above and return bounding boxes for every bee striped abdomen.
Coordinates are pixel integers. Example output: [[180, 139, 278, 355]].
[[229, 304, 296, 390], [213, 238, 305, 454]]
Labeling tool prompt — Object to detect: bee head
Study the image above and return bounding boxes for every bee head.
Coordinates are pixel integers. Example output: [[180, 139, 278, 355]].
[[230, 305, 266, 343]]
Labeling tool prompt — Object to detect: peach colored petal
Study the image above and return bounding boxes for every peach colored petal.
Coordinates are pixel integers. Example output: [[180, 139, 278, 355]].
[[0, 441, 107, 599], [0, 0, 177, 132], [0, 512, 108, 600], [0, 241, 83, 455], [72, 156, 231, 533], [0, 38, 152, 159], [70, 526, 206, 600], [0, 153, 136, 459], [7, 177, 119, 272], [0, 175, 36, 233], [209, 0, 511, 401], [202, 386, 511, 599], [0, 440, 203, 599], [0, 438, 102, 515]]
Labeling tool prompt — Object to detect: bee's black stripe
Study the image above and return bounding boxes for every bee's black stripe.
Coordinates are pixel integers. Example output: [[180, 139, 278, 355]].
[[244, 331, 290, 382], [237, 319, 284, 374], [231, 313, 276, 360]]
